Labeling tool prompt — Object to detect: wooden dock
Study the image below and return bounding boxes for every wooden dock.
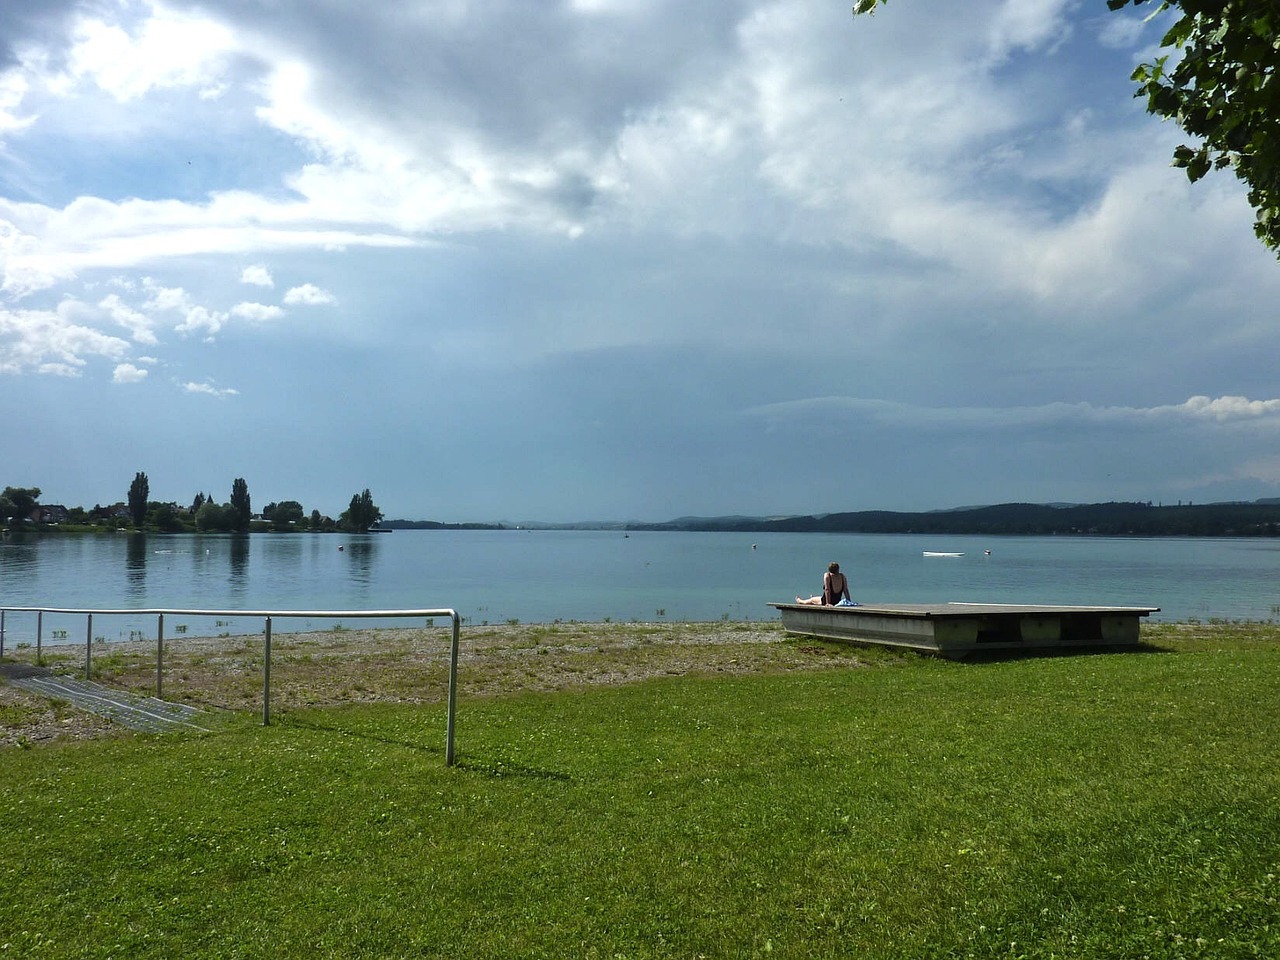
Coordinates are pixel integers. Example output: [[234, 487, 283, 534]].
[[769, 602, 1160, 658]]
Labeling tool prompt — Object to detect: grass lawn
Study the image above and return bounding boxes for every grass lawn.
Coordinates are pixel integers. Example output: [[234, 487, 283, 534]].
[[2, 623, 1279, 958]]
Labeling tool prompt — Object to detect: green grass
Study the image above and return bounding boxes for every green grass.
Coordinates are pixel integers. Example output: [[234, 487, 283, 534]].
[[3, 635, 1280, 958]]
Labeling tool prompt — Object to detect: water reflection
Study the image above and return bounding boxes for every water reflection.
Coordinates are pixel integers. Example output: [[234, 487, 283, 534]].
[[125, 532, 147, 599], [228, 535, 250, 601], [0, 531, 35, 576], [344, 536, 379, 596]]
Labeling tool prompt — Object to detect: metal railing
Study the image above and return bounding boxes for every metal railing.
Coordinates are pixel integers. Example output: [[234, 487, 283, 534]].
[[0, 606, 463, 764]]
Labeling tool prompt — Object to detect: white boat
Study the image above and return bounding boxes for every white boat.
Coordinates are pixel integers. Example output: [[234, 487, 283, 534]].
[[923, 551, 964, 558]]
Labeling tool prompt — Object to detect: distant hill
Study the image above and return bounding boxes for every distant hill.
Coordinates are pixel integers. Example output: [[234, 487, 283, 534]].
[[626, 500, 1280, 537], [381, 500, 1280, 537]]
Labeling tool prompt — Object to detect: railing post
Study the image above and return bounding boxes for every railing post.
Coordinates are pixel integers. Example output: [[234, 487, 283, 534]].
[[1, 609, 5, 658], [262, 616, 272, 726], [156, 613, 165, 699], [446, 612, 459, 765], [85, 613, 93, 680], [36, 610, 42, 664]]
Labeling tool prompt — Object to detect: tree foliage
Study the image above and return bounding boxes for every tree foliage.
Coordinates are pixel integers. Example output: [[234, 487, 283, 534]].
[[230, 478, 252, 532], [196, 501, 234, 532], [264, 500, 306, 529], [127, 472, 149, 529], [0, 486, 40, 524], [854, 0, 1280, 257], [341, 489, 383, 533]]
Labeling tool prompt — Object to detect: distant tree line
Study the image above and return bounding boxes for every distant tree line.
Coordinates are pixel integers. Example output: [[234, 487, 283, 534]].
[[629, 501, 1280, 538], [376, 519, 505, 531], [2, 477, 386, 535]]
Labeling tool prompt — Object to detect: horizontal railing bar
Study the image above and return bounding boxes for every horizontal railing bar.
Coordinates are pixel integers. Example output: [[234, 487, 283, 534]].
[[0, 607, 456, 619]]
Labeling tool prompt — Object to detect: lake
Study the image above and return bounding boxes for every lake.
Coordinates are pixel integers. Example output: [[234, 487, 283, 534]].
[[2, 527, 1280, 647], [1, 530, 1278, 643]]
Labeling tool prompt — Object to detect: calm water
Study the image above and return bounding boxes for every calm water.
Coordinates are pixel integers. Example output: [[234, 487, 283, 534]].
[[1, 530, 1278, 642]]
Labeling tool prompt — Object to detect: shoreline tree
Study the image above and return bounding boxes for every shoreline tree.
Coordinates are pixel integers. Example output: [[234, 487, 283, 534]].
[[127, 472, 149, 529], [1, 486, 40, 525], [340, 489, 383, 533], [230, 478, 251, 533], [263, 500, 306, 530]]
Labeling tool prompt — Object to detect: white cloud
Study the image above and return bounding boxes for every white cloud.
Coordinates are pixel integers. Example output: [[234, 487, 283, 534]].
[[141, 280, 190, 313], [986, 0, 1075, 61], [231, 301, 284, 321], [0, 68, 34, 135], [1179, 395, 1280, 421], [112, 362, 147, 382], [1095, 10, 1148, 49], [241, 264, 274, 287], [98, 292, 157, 344], [65, 5, 237, 102], [282, 283, 334, 306], [174, 304, 228, 337], [183, 380, 238, 398], [0, 300, 129, 375], [0, 192, 420, 297], [139, 280, 230, 337], [745, 395, 1280, 434]]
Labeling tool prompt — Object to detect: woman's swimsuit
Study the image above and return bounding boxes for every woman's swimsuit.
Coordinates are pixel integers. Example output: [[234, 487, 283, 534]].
[[824, 573, 847, 605]]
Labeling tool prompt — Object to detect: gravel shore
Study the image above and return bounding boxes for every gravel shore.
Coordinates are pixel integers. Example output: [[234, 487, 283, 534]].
[[1, 620, 872, 747]]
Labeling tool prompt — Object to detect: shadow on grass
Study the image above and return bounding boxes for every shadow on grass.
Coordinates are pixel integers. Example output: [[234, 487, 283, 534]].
[[958, 642, 1173, 664], [281, 716, 571, 781], [283, 715, 444, 754]]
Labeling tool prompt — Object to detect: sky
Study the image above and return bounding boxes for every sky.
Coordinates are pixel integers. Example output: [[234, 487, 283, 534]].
[[3, 0, 1280, 524]]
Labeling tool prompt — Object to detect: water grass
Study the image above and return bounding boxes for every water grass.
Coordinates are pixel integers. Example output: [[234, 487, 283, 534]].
[[2, 622, 1279, 957]]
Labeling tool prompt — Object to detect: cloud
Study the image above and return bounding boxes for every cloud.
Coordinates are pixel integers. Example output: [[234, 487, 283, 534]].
[[240, 264, 273, 287], [282, 283, 334, 305], [64, 4, 237, 102], [0, 300, 129, 374], [174, 305, 228, 337], [0, 193, 421, 297], [112, 361, 147, 382], [744, 395, 1280, 434], [230, 301, 284, 321], [183, 380, 238, 398], [0, 69, 34, 135], [1179, 395, 1280, 421], [98, 292, 157, 344], [137, 282, 224, 337]]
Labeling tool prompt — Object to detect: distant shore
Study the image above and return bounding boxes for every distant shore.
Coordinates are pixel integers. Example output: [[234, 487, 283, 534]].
[[10, 498, 1280, 537]]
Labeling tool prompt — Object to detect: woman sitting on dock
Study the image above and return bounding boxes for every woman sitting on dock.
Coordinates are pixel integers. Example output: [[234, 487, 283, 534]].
[[796, 561, 851, 605]]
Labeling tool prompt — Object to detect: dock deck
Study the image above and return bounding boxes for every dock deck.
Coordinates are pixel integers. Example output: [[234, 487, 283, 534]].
[[769, 602, 1160, 658]]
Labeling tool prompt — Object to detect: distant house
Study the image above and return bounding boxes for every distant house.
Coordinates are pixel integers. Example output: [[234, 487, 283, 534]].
[[88, 503, 132, 522], [33, 504, 70, 524]]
